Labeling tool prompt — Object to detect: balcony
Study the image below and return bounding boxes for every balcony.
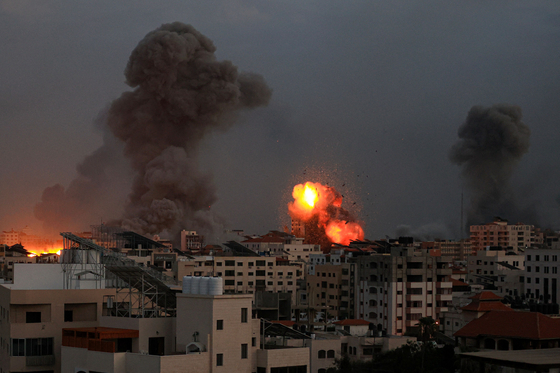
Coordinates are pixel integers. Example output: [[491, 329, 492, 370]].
[[26, 355, 55, 366], [406, 268, 424, 276]]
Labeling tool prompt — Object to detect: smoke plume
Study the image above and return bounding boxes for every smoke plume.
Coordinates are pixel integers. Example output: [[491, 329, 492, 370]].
[[449, 104, 533, 225], [35, 22, 271, 237]]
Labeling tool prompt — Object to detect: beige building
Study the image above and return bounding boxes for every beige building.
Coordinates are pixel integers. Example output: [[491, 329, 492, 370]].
[[470, 219, 542, 252], [175, 256, 305, 304], [61, 292, 310, 373], [0, 283, 115, 373]]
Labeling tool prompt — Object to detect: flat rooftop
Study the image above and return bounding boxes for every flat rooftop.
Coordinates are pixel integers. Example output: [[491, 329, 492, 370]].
[[460, 348, 560, 371]]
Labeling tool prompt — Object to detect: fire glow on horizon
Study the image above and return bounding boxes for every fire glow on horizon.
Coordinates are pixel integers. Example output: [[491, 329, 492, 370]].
[[288, 181, 364, 246], [26, 246, 62, 257]]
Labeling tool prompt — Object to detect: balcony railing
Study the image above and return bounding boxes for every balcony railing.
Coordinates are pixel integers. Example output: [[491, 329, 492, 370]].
[[26, 355, 55, 366]]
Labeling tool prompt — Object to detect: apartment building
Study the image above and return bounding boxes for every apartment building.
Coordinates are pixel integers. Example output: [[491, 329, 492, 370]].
[[524, 248, 560, 304], [306, 262, 357, 319], [421, 240, 471, 261], [470, 219, 541, 252], [61, 290, 310, 373], [355, 247, 453, 336], [466, 249, 525, 297], [176, 255, 305, 304], [0, 270, 115, 373]]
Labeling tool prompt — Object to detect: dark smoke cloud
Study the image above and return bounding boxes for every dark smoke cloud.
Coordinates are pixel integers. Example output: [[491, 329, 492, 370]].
[[35, 22, 271, 238], [449, 104, 534, 226]]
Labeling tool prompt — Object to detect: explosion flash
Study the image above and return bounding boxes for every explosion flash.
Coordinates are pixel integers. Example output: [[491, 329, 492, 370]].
[[288, 181, 364, 246]]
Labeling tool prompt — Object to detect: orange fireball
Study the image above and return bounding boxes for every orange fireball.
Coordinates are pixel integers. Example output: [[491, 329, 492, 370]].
[[288, 181, 364, 246]]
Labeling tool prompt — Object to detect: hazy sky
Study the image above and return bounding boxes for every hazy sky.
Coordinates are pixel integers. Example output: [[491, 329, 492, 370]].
[[1, 0, 560, 242]]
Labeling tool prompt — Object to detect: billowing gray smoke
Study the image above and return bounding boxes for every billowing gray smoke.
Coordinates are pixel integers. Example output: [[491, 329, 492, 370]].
[[449, 104, 533, 225], [35, 22, 271, 237]]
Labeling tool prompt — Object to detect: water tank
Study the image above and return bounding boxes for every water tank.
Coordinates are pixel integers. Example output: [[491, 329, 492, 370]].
[[199, 277, 210, 295], [191, 276, 201, 294], [208, 277, 223, 295], [182, 276, 192, 294]]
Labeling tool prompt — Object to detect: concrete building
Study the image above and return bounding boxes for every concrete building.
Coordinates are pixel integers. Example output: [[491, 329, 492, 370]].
[[524, 248, 560, 304], [306, 262, 357, 320], [356, 247, 453, 336], [180, 230, 203, 252], [421, 240, 471, 261], [0, 267, 115, 373], [470, 219, 542, 253], [61, 291, 310, 373], [175, 255, 305, 304], [466, 248, 525, 297]]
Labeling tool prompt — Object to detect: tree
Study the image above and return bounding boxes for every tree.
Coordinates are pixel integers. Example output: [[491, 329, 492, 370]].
[[417, 317, 438, 373]]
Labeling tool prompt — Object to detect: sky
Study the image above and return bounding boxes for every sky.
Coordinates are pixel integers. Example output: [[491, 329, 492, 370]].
[[1, 0, 560, 243]]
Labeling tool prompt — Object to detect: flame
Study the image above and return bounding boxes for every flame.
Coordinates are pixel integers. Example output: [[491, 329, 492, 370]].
[[288, 181, 364, 246], [303, 184, 318, 207], [26, 246, 63, 257]]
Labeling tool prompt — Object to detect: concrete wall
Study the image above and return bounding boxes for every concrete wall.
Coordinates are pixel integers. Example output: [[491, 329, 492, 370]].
[[62, 346, 126, 373], [0, 286, 115, 373], [256, 347, 309, 373], [101, 316, 176, 354], [177, 293, 256, 373]]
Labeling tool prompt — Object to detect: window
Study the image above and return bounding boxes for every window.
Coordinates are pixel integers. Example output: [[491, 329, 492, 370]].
[[225, 280, 235, 286], [545, 267, 550, 274], [527, 266, 531, 272], [527, 255, 531, 261], [318, 350, 326, 358], [527, 277, 531, 284], [252, 337, 256, 347], [225, 260, 235, 266], [327, 350, 335, 358], [217, 353, 223, 366], [217, 320, 223, 330], [11, 338, 53, 357], [241, 343, 248, 359], [536, 266, 540, 273], [26, 312, 41, 323], [64, 310, 73, 322], [256, 270, 265, 276], [225, 270, 235, 276], [11, 339, 24, 356], [237, 262, 244, 266], [241, 308, 248, 323]]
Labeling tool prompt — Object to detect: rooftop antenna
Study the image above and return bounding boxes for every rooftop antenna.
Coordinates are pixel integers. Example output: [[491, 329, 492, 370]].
[[459, 190, 465, 261]]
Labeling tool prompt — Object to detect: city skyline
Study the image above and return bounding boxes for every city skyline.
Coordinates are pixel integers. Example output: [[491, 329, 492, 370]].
[[2, 1, 560, 241]]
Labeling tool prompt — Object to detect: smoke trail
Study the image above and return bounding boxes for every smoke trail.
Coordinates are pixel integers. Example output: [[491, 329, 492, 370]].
[[449, 104, 533, 225], [35, 22, 271, 237]]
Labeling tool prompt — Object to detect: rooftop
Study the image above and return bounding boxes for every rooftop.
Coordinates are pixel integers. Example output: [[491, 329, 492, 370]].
[[333, 319, 370, 326], [455, 311, 560, 340]]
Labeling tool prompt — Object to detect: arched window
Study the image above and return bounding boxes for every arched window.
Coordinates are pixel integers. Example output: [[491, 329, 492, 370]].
[[327, 350, 335, 358], [370, 262, 377, 269], [370, 275, 378, 282], [318, 370, 327, 373], [369, 312, 377, 319], [369, 287, 377, 294], [369, 300, 377, 307], [318, 350, 326, 358], [497, 339, 509, 351]]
